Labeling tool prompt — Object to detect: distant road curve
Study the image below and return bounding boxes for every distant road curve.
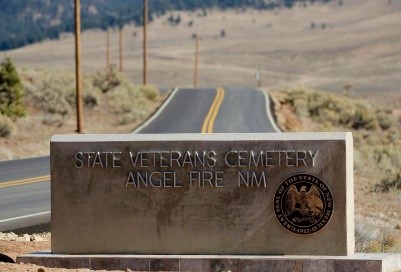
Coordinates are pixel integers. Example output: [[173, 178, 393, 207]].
[[136, 87, 280, 133], [0, 87, 279, 231]]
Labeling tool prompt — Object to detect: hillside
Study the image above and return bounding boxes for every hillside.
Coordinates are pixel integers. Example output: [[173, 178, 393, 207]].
[[0, 1, 401, 270], [4, 0, 401, 98], [0, 0, 332, 51]]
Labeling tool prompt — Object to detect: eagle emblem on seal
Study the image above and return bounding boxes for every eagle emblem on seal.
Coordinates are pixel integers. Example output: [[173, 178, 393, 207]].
[[274, 173, 333, 234], [286, 185, 324, 224]]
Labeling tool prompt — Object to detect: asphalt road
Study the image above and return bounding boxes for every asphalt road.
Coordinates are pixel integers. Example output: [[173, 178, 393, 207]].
[[138, 88, 217, 133], [0, 156, 50, 231], [214, 87, 275, 133], [0, 87, 278, 231], [137, 87, 278, 133]]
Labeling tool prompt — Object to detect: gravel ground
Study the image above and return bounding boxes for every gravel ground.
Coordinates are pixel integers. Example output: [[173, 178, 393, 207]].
[[0, 231, 127, 271]]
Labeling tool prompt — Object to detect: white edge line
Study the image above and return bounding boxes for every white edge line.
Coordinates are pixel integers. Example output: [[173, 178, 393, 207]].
[[260, 88, 282, 133], [131, 87, 180, 134], [0, 211, 51, 223]]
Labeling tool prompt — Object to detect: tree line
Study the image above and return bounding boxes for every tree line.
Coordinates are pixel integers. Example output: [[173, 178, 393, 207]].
[[0, 0, 332, 51]]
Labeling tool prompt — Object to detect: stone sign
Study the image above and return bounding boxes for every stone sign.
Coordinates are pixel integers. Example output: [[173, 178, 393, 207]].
[[50, 133, 354, 255]]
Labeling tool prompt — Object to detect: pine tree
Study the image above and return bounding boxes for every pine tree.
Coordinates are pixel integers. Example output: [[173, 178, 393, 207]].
[[0, 58, 25, 118]]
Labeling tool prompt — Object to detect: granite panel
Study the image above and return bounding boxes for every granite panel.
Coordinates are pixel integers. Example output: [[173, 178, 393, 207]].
[[16, 253, 401, 272], [90, 257, 148, 271], [51, 133, 354, 255]]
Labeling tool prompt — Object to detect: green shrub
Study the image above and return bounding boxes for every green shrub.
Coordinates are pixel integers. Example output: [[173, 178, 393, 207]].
[[0, 114, 15, 137], [140, 85, 159, 101], [375, 173, 401, 193], [376, 109, 394, 130], [93, 67, 122, 93], [292, 99, 308, 117], [66, 81, 100, 109], [367, 231, 397, 252], [355, 217, 398, 252], [84, 91, 99, 108], [32, 78, 71, 125], [351, 104, 377, 130], [0, 58, 25, 118], [109, 84, 147, 125]]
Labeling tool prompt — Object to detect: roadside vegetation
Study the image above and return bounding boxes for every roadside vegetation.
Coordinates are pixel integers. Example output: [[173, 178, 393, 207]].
[[271, 87, 401, 253], [23, 66, 160, 127], [0, 58, 25, 137], [0, 59, 163, 159]]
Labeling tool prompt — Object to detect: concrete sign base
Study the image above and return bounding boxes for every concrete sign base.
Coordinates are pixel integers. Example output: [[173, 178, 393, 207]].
[[17, 253, 401, 272]]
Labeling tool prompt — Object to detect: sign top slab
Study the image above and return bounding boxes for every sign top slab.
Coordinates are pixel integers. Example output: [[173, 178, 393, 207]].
[[51, 132, 352, 142]]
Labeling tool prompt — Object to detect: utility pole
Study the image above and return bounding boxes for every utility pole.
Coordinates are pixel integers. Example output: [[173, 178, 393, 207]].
[[194, 35, 199, 87], [255, 66, 261, 87], [119, 26, 124, 72], [74, 0, 84, 133], [143, 0, 148, 85], [106, 29, 110, 70]]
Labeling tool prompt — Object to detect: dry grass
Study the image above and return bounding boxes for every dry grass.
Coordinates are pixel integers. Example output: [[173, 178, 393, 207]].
[[2, 0, 401, 101], [271, 87, 401, 253], [0, 115, 15, 137]]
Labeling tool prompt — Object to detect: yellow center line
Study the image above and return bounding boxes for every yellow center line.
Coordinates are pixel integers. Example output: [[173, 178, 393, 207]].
[[201, 88, 225, 133], [207, 88, 225, 133], [0, 175, 50, 189]]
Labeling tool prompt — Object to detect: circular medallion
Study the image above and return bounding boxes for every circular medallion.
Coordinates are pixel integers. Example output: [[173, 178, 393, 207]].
[[274, 173, 333, 235]]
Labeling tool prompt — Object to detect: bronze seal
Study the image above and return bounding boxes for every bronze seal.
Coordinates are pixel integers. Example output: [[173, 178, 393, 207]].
[[274, 173, 333, 234]]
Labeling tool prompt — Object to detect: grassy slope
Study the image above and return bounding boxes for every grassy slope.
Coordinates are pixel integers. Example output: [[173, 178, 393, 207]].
[[4, 0, 401, 98], [271, 88, 401, 252]]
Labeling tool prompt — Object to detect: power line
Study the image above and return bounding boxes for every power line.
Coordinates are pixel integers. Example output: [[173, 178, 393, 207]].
[[194, 36, 199, 87]]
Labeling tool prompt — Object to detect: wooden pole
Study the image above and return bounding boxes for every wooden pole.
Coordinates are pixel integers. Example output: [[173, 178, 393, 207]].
[[74, 0, 84, 133], [119, 26, 124, 72], [143, 0, 148, 85], [194, 36, 199, 87], [106, 29, 110, 70]]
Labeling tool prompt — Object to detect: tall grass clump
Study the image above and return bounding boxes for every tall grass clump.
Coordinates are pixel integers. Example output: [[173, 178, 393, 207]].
[[108, 79, 148, 125], [140, 85, 159, 101], [0, 114, 15, 137], [376, 108, 393, 130], [92, 67, 122, 93], [283, 88, 382, 131], [355, 216, 397, 252]]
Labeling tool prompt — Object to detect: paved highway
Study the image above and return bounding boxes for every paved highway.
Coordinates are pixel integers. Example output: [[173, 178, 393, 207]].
[[136, 87, 279, 133], [0, 87, 279, 231], [0, 157, 50, 231]]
